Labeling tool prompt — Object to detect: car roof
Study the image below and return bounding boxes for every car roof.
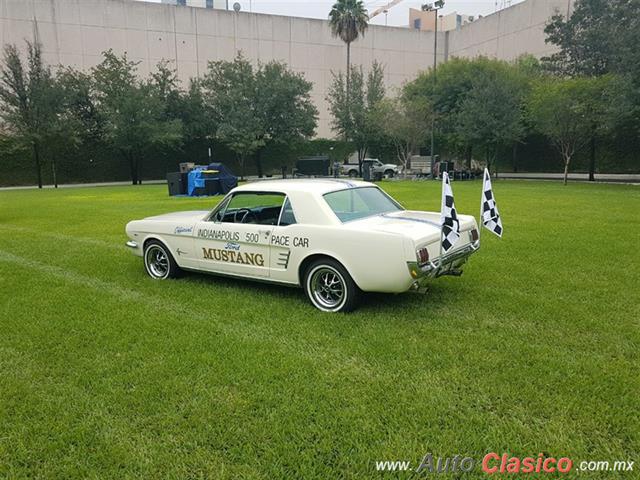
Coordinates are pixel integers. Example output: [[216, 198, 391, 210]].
[[232, 178, 374, 195]]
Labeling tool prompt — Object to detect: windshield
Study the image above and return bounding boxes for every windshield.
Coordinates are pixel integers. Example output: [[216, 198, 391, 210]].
[[323, 187, 403, 222]]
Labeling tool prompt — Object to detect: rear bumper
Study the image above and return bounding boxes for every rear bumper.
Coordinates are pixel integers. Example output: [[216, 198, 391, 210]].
[[407, 240, 480, 285]]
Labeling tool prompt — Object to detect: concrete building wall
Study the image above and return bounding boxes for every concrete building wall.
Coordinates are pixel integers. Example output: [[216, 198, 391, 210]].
[[162, 0, 228, 9], [0, 0, 445, 137], [447, 0, 574, 61], [0, 0, 574, 137]]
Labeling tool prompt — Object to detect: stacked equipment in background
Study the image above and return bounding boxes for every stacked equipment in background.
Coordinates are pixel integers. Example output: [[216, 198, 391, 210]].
[[167, 163, 238, 197], [167, 172, 188, 196], [294, 156, 330, 177]]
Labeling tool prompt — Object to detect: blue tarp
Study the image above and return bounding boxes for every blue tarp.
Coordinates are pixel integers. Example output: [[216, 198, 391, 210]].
[[187, 168, 205, 196], [187, 163, 238, 196]]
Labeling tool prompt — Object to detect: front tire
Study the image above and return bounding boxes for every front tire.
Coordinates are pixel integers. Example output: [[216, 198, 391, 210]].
[[304, 259, 359, 312], [144, 240, 180, 279], [348, 170, 358, 178], [384, 169, 395, 178]]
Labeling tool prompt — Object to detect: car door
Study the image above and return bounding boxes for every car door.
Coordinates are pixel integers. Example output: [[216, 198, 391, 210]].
[[268, 196, 301, 283], [193, 192, 285, 278]]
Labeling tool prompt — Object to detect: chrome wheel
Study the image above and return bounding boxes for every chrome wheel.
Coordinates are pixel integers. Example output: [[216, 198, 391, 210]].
[[145, 245, 169, 279], [309, 266, 346, 311]]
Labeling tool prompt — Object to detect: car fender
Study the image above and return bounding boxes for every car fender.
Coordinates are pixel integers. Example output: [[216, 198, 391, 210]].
[[290, 227, 413, 293], [126, 220, 197, 268]]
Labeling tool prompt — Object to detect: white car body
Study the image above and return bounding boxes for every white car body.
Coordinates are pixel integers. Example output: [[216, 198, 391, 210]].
[[125, 179, 480, 311]]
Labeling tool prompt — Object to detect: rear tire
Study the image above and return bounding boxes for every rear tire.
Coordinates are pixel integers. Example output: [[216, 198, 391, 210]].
[[348, 170, 358, 178], [144, 240, 181, 279], [304, 259, 359, 313]]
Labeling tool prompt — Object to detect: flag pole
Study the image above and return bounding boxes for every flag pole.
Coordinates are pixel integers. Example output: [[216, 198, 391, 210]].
[[439, 173, 445, 269], [478, 168, 487, 241], [439, 224, 444, 269]]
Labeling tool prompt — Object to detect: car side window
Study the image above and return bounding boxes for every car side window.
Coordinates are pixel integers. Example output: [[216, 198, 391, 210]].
[[278, 198, 297, 226], [219, 193, 286, 225]]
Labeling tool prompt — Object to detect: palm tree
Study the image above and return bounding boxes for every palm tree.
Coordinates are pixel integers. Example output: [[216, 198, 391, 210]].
[[328, 0, 369, 92]]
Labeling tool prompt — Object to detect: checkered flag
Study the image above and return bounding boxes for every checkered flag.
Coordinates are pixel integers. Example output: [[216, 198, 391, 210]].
[[481, 168, 503, 237], [440, 172, 460, 252]]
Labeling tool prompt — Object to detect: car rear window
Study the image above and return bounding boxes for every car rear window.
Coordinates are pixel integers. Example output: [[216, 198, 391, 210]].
[[323, 187, 402, 222]]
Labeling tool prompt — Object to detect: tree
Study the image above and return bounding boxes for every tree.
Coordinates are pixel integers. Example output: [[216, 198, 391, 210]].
[[92, 51, 182, 185], [542, 0, 616, 77], [50, 67, 104, 188], [202, 53, 317, 178], [202, 54, 262, 179], [178, 79, 215, 163], [542, 0, 640, 78], [57, 67, 103, 146], [148, 60, 184, 126], [0, 42, 59, 188], [404, 56, 529, 171], [376, 96, 433, 175], [41, 79, 68, 188], [455, 65, 525, 173], [254, 61, 317, 176], [148, 67, 213, 164], [328, 0, 369, 95], [527, 76, 612, 185], [404, 57, 478, 140], [0, 129, 28, 172], [326, 61, 385, 173], [543, 0, 640, 160], [147, 60, 197, 169]]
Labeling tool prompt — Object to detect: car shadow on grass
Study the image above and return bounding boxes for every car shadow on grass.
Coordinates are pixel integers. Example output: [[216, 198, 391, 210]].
[[180, 270, 453, 319], [182, 270, 302, 300]]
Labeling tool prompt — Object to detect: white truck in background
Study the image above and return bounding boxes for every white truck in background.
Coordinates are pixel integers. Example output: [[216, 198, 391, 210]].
[[341, 158, 401, 178]]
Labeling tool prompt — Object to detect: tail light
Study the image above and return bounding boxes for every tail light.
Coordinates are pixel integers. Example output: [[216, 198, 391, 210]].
[[471, 228, 479, 242], [416, 247, 430, 266]]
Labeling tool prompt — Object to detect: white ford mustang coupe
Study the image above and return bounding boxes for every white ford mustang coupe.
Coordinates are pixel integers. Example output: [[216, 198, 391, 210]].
[[125, 179, 480, 312]]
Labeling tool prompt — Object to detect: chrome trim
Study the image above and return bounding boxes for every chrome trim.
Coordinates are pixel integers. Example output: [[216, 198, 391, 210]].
[[408, 240, 480, 280], [180, 266, 300, 288], [145, 244, 169, 278], [309, 266, 346, 310], [207, 193, 233, 222], [276, 195, 291, 226], [126, 240, 138, 249]]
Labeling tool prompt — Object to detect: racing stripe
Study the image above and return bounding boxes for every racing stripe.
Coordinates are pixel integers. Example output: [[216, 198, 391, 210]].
[[380, 214, 441, 228]]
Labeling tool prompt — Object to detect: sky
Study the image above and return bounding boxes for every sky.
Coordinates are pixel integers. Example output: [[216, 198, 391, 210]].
[[140, 0, 525, 27]]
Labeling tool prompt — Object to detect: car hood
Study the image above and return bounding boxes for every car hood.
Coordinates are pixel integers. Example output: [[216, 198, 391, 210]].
[[143, 210, 209, 222], [349, 210, 476, 242]]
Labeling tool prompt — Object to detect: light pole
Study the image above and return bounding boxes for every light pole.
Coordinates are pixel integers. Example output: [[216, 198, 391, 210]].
[[422, 1, 444, 177]]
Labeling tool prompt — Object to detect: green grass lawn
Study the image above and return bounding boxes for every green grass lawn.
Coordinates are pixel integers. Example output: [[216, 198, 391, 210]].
[[0, 180, 638, 478]]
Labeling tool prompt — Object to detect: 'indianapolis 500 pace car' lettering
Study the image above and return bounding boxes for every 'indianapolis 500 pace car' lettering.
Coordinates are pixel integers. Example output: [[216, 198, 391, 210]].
[[271, 235, 310, 248], [197, 229, 240, 242], [202, 248, 265, 266]]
